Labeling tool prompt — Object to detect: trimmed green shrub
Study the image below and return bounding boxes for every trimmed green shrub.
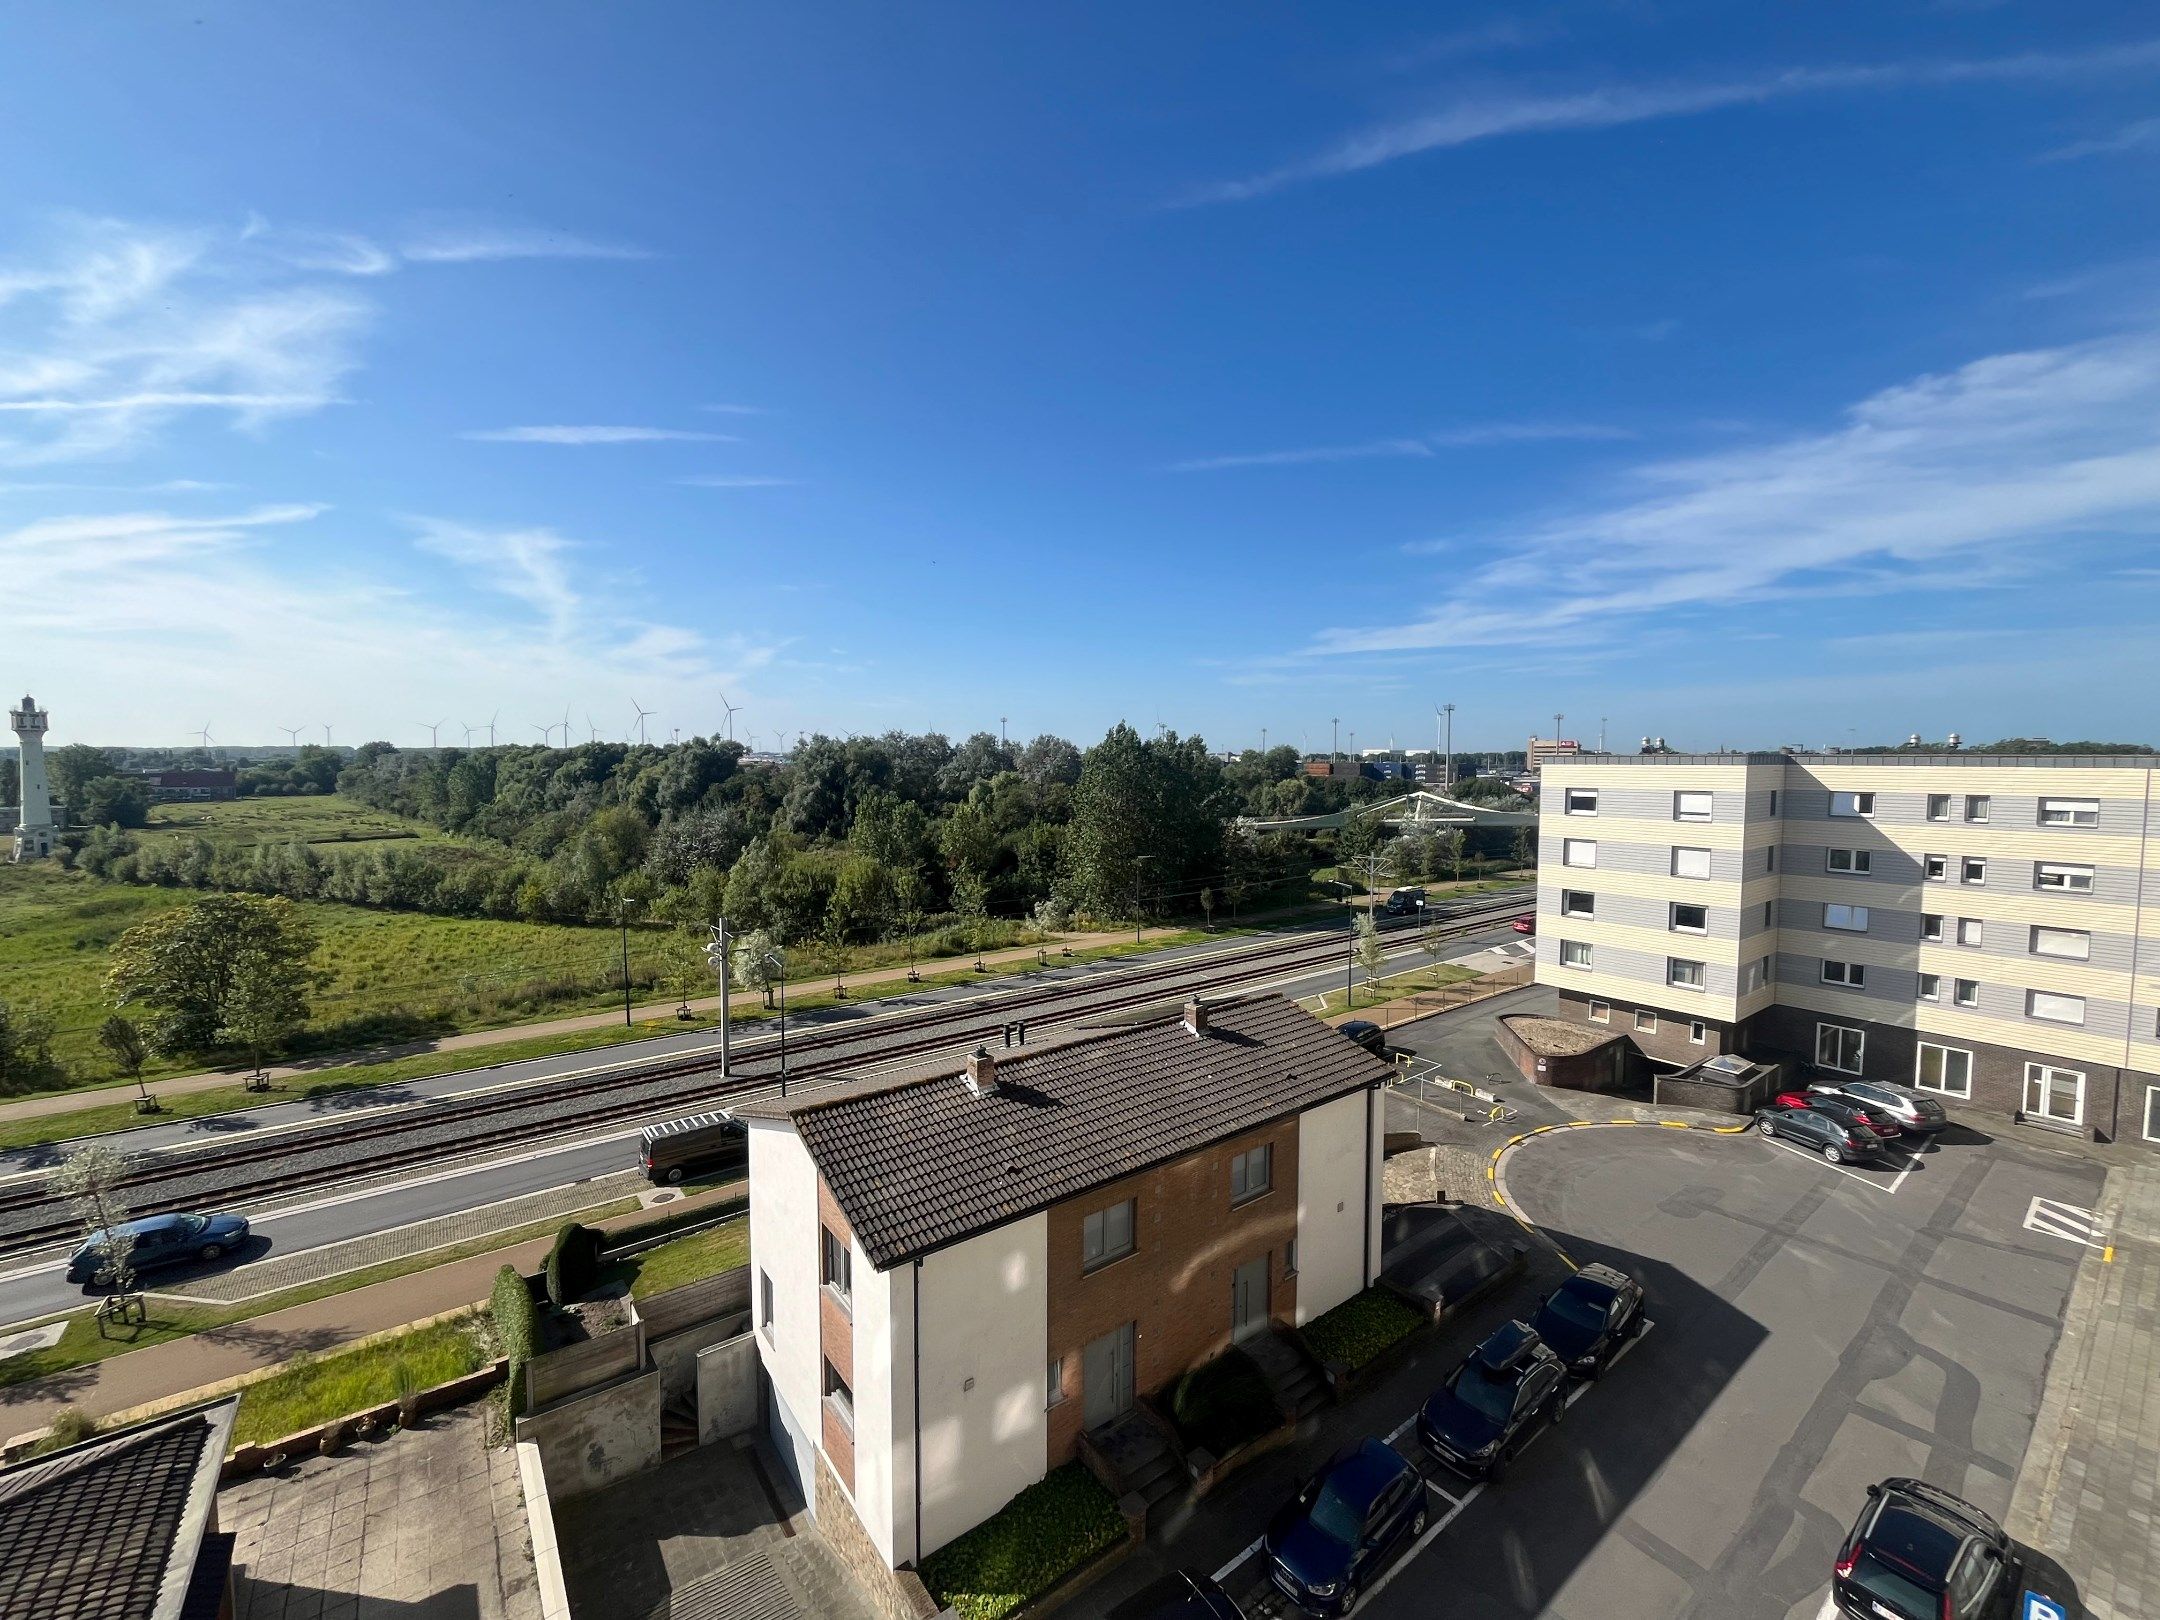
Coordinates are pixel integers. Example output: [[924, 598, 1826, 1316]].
[[544, 1221, 604, 1306], [1299, 1288, 1425, 1371], [490, 1264, 538, 1415], [919, 1463, 1125, 1620], [1168, 1347, 1282, 1456]]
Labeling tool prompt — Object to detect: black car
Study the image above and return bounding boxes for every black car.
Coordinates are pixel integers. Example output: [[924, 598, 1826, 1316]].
[[1416, 1319, 1567, 1481], [1753, 1103, 1892, 1166], [1809, 1078, 1949, 1135], [1338, 1020, 1387, 1057], [1137, 1570, 1243, 1620], [1833, 1478, 2022, 1619], [1529, 1262, 1645, 1379], [67, 1211, 252, 1284], [1264, 1437, 1428, 1616]]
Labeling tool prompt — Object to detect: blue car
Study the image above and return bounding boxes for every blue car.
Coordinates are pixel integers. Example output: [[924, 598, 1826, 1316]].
[[1416, 1319, 1567, 1481], [1264, 1437, 1429, 1616], [67, 1211, 251, 1284]]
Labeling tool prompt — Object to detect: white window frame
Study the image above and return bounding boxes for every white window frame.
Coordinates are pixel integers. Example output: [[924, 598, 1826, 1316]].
[[821, 1225, 853, 1309], [1820, 959, 1865, 988], [1562, 837, 1598, 869], [1961, 856, 1988, 886], [1926, 793, 1951, 822], [1667, 957, 1706, 991], [1829, 791, 1876, 818], [1954, 978, 1980, 1008], [1826, 848, 1871, 874], [1964, 794, 1990, 824], [2143, 1083, 2160, 1145], [1673, 790, 1714, 824], [1957, 917, 1985, 948], [2024, 1062, 2087, 1126], [1917, 972, 1941, 1002], [1561, 889, 1594, 919], [1671, 845, 1712, 880], [1815, 1023, 1865, 1074], [1587, 1000, 1610, 1024], [1634, 1009, 1658, 1033], [1688, 1019, 1707, 1045], [1670, 901, 1709, 935], [2035, 862, 2095, 894], [1559, 939, 1594, 970], [1920, 913, 1945, 942], [2027, 989, 2086, 1027], [1047, 1354, 1067, 1409], [1083, 1198, 1136, 1271], [1924, 854, 1949, 882], [1823, 903, 1870, 933], [1229, 1143, 1273, 1206], [824, 1358, 855, 1434], [759, 1268, 775, 1342], [1915, 1043, 1973, 1099], [1564, 787, 1598, 817], [2038, 798, 2099, 828], [2031, 925, 2091, 961]]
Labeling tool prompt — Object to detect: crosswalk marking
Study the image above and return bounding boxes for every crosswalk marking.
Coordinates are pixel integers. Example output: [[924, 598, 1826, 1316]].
[[2023, 1195, 2104, 1246]]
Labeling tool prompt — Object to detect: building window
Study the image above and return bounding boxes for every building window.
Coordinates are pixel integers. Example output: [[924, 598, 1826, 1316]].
[[1284, 1238, 1297, 1277], [1827, 848, 1871, 874], [2035, 862, 2095, 893], [1926, 793, 1952, 822], [1588, 1000, 1610, 1024], [1667, 957, 1706, 991], [1562, 889, 1594, 919], [2143, 1085, 2159, 1145], [1047, 1355, 1066, 1408], [1821, 959, 1865, 988], [1635, 1009, 1658, 1033], [1957, 917, 1985, 947], [1917, 973, 1941, 1001], [1766, 845, 1777, 874], [1670, 902, 1708, 934], [1674, 790, 1713, 823], [2031, 925, 2091, 961], [1916, 1043, 1972, 1098], [1560, 939, 1594, 969], [2025, 1063, 2086, 1125], [1954, 978, 1980, 1008], [1083, 1198, 1136, 1271], [1229, 1143, 1273, 1206], [1741, 958, 1769, 994], [1689, 1020, 1707, 1044], [1961, 856, 1988, 886], [824, 1360, 854, 1434], [1562, 837, 1598, 869], [820, 1226, 853, 1308], [1924, 854, 1948, 882], [1964, 794, 1990, 824], [2028, 989, 2086, 1026], [1815, 1024, 1865, 1074], [1921, 913, 1945, 942], [759, 1269, 775, 1341], [1824, 904, 1870, 933], [1672, 846, 1712, 880], [1829, 791, 1875, 818], [1762, 900, 1776, 930], [1768, 790, 1779, 815], [1565, 787, 1598, 816], [2039, 798, 2100, 827]]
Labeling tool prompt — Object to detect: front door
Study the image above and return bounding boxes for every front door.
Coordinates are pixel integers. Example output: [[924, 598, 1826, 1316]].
[[2024, 1063, 2086, 1127], [1231, 1254, 1271, 1343], [1082, 1322, 1135, 1431]]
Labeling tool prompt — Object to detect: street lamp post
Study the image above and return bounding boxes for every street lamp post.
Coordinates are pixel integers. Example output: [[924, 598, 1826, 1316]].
[[617, 897, 637, 1027], [1132, 854, 1157, 946], [760, 946, 790, 1094]]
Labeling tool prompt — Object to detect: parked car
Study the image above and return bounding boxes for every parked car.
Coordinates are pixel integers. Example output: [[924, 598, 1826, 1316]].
[[638, 1110, 748, 1184], [1807, 1078, 1949, 1135], [1381, 887, 1427, 916], [1832, 1478, 2022, 1619], [1338, 1020, 1387, 1057], [1529, 1262, 1646, 1379], [1510, 913, 1536, 935], [1773, 1090, 1901, 1140], [67, 1211, 250, 1284], [1139, 1569, 1244, 1620], [1264, 1438, 1429, 1616], [1416, 1319, 1567, 1481], [1753, 1103, 1893, 1165]]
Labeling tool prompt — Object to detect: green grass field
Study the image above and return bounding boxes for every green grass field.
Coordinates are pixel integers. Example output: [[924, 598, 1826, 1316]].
[[135, 796, 462, 853], [231, 1315, 491, 1448]]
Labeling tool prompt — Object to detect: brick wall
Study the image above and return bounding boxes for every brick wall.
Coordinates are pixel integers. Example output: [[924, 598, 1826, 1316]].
[[817, 1177, 856, 1491], [1555, 988, 1731, 1069], [813, 1451, 941, 1620], [1044, 1117, 1300, 1467]]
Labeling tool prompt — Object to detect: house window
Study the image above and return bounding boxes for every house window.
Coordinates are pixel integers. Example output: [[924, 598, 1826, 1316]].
[[2039, 798, 2100, 827], [1829, 791, 1875, 818], [1921, 913, 1945, 942], [1961, 857, 1988, 886], [1965, 794, 1990, 824], [1564, 787, 1598, 816], [1924, 854, 1949, 882], [1561, 889, 1594, 919], [1954, 978, 1980, 1008], [1821, 960, 1865, 988], [759, 1269, 775, 1341], [2031, 926, 2091, 961], [1926, 793, 1951, 822], [1562, 838, 1598, 869], [1284, 1238, 1297, 1277], [2144, 1085, 2159, 1145], [1229, 1143, 1273, 1205], [1560, 939, 1594, 969], [820, 1226, 853, 1308], [1083, 1198, 1136, 1271], [1671, 902, 1708, 934], [1674, 790, 1713, 823], [1824, 904, 1870, 933], [1667, 957, 1706, 991], [1815, 1024, 1865, 1073], [1634, 1009, 1658, 1033], [1917, 973, 1941, 1001], [1689, 1020, 1707, 1044], [2028, 990, 2086, 1026], [1047, 1355, 1066, 1408], [2035, 862, 2095, 893], [824, 1360, 854, 1433], [1588, 1000, 1610, 1024], [1827, 848, 1871, 874], [1957, 917, 1984, 947], [1672, 846, 1712, 880], [1916, 1043, 1973, 1098], [1741, 958, 1769, 994]]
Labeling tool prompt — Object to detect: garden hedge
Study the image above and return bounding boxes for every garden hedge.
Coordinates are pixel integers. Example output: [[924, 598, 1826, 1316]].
[[1168, 1347, 1281, 1456], [1300, 1287, 1424, 1371], [545, 1221, 604, 1306], [918, 1462, 1125, 1620], [491, 1264, 538, 1414]]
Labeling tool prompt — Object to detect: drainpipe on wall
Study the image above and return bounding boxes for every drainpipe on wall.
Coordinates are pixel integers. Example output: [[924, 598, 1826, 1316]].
[[912, 1258, 924, 1566]]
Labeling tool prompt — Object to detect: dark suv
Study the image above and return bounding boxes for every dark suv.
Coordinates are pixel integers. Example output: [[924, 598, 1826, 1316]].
[[1529, 1262, 1645, 1379], [1416, 1319, 1567, 1480], [1753, 1102, 1893, 1165], [1833, 1478, 2021, 1619], [1264, 1438, 1428, 1615]]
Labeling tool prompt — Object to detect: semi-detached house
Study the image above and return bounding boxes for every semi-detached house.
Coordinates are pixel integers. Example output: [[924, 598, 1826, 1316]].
[[740, 992, 1390, 1574]]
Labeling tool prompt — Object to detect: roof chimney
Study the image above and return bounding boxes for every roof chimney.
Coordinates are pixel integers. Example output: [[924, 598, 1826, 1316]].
[[963, 1044, 1000, 1097], [1184, 996, 1209, 1037]]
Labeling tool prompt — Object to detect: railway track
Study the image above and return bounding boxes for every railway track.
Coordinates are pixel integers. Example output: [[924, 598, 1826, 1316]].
[[0, 894, 1529, 1254]]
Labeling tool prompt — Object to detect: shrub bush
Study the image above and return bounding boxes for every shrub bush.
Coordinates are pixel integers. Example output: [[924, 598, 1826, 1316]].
[[491, 1264, 538, 1415], [1299, 1288, 1425, 1371], [918, 1462, 1125, 1620], [544, 1221, 604, 1306], [1168, 1347, 1282, 1456]]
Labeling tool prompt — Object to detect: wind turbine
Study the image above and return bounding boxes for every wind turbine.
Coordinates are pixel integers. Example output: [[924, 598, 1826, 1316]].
[[322, 723, 333, 749], [461, 722, 476, 746], [279, 725, 303, 748], [631, 699, 654, 746], [560, 706, 572, 748], [486, 710, 499, 747], [531, 721, 551, 745], [718, 692, 741, 742], [420, 720, 445, 749], [587, 714, 600, 744], [192, 724, 214, 748]]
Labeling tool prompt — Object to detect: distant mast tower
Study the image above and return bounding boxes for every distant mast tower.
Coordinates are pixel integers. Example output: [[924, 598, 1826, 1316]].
[[9, 694, 54, 862]]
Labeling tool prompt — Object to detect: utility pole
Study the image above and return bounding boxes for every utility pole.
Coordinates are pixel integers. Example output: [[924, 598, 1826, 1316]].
[[617, 897, 637, 1027], [1260, 727, 1268, 755], [1131, 854, 1156, 945], [705, 920, 732, 1074], [1331, 717, 1340, 762], [1441, 703, 1455, 791], [1598, 716, 1608, 754], [999, 716, 1008, 748]]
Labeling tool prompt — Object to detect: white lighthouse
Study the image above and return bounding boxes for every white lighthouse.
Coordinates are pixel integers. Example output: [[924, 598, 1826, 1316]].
[[8, 694, 55, 862]]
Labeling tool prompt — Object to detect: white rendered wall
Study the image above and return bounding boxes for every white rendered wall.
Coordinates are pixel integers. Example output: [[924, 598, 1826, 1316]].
[[1295, 1089, 1377, 1324], [747, 1119, 820, 1502], [12, 713, 50, 828], [850, 1243, 906, 1567]]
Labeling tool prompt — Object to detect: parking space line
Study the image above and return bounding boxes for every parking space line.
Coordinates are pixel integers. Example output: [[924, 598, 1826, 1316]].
[[1767, 1138, 1900, 1192]]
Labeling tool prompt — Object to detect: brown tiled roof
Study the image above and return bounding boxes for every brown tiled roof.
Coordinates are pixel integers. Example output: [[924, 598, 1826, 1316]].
[[779, 993, 1391, 1269]]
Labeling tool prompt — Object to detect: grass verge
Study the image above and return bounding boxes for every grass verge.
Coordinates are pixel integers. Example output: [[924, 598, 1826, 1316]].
[[605, 1215, 750, 1300], [1310, 961, 1479, 1018], [232, 1314, 490, 1448], [919, 1462, 1127, 1620]]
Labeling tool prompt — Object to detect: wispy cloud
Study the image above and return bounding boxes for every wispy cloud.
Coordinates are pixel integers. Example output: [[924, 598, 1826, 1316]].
[[700, 403, 768, 416], [2036, 116, 2160, 164], [463, 425, 736, 445], [1183, 40, 2160, 203], [399, 221, 650, 264], [675, 474, 800, 488], [1389, 16, 1564, 70], [1170, 438, 1433, 473], [411, 517, 580, 633], [1299, 323, 2160, 657], [1427, 421, 1636, 447], [1170, 422, 1631, 471]]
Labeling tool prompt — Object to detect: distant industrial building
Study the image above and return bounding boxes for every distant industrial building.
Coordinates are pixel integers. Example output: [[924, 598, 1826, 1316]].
[[1526, 736, 1582, 772], [136, 768, 238, 802]]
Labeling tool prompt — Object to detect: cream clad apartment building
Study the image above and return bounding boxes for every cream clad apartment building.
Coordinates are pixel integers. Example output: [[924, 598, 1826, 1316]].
[[1534, 752, 2160, 1150]]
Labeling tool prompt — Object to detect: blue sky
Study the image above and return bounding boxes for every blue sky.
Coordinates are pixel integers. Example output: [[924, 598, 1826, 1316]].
[[3, 3, 2158, 755]]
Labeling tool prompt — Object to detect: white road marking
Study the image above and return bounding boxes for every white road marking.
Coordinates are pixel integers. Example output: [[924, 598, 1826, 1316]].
[[1767, 1137, 1901, 1192], [2023, 1195, 2105, 1246]]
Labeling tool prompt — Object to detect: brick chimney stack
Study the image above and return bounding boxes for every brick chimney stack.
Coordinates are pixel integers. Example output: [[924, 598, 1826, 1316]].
[[964, 1044, 999, 1096], [1184, 996, 1209, 1037]]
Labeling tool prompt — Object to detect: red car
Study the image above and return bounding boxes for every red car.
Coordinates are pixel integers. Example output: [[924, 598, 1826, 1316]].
[[1773, 1090, 1900, 1139], [1511, 914, 1536, 935]]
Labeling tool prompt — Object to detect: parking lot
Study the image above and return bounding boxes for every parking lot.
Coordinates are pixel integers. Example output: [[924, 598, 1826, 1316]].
[[1084, 1112, 2102, 1620]]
